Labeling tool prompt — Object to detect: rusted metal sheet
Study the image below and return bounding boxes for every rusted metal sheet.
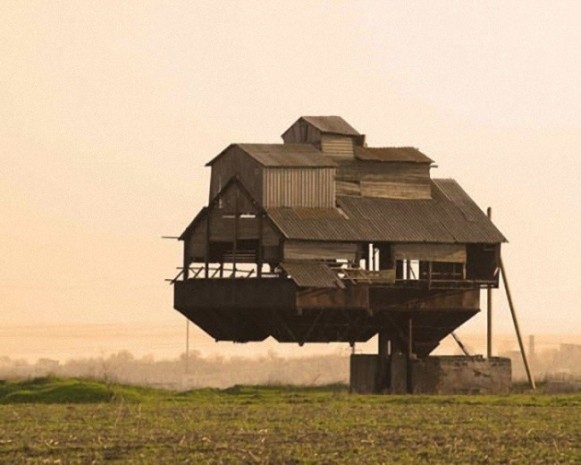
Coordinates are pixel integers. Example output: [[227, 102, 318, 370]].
[[280, 262, 344, 289], [355, 146, 433, 163]]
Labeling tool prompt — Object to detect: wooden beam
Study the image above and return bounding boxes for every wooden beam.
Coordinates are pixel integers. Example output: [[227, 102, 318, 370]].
[[183, 239, 190, 281], [500, 256, 536, 390], [232, 185, 239, 278], [204, 213, 210, 279], [487, 207, 493, 358], [406, 317, 413, 394], [257, 213, 263, 278]]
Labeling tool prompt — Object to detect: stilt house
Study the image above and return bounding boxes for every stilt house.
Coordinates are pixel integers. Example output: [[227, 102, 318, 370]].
[[174, 116, 505, 357]]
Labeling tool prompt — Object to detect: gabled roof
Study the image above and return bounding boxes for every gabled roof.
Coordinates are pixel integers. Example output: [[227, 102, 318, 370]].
[[206, 143, 336, 168], [266, 179, 506, 244], [354, 146, 433, 164], [300, 116, 361, 136]]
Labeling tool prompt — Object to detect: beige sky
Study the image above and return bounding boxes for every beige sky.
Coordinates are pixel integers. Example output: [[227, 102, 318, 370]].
[[1, 1, 580, 342]]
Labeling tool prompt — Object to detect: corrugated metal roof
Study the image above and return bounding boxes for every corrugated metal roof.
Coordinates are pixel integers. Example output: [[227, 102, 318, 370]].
[[354, 146, 433, 164], [280, 262, 344, 288], [266, 179, 506, 244], [206, 143, 336, 168], [301, 116, 361, 136]]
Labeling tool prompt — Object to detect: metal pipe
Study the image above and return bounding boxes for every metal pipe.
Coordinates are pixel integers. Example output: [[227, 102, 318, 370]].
[[499, 257, 536, 390]]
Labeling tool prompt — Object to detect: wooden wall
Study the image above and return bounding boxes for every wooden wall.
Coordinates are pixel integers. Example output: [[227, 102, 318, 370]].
[[284, 241, 359, 261], [184, 205, 281, 264], [320, 135, 354, 156], [263, 168, 335, 208], [392, 243, 467, 263], [334, 159, 431, 199], [281, 120, 322, 145], [209, 146, 263, 204]]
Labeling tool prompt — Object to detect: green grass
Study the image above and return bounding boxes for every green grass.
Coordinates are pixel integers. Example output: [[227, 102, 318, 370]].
[[0, 378, 579, 464]]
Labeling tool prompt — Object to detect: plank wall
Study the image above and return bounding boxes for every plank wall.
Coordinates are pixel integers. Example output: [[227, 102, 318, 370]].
[[281, 120, 322, 145], [284, 241, 359, 261], [209, 146, 263, 204], [263, 168, 335, 208], [392, 243, 467, 263], [334, 159, 431, 199], [320, 135, 354, 156]]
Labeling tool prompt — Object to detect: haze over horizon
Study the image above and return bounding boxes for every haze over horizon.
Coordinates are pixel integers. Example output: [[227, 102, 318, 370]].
[[1, 2, 580, 356]]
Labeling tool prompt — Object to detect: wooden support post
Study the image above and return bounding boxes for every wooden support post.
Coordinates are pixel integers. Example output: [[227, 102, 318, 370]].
[[257, 213, 263, 278], [378, 332, 389, 359], [183, 238, 190, 281], [500, 257, 536, 390], [376, 331, 390, 393], [487, 207, 493, 358], [232, 186, 239, 278], [204, 214, 210, 279], [185, 319, 190, 374], [407, 318, 413, 358], [406, 317, 413, 394]]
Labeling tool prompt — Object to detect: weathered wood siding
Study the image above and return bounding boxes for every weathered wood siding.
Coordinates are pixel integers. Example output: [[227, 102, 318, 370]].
[[336, 180, 361, 196], [218, 181, 256, 214], [186, 217, 207, 260], [263, 168, 335, 208], [334, 159, 431, 199], [392, 243, 467, 263], [209, 146, 263, 204], [360, 181, 431, 199], [284, 241, 359, 261], [281, 120, 322, 145], [320, 135, 354, 156]]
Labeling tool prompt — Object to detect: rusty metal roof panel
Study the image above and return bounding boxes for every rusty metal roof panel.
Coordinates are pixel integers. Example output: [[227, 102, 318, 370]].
[[354, 146, 433, 164], [280, 262, 344, 288], [266, 179, 506, 244], [301, 116, 361, 136]]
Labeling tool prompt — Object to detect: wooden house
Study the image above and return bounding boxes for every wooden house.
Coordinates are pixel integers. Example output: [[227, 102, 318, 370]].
[[174, 116, 505, 364]]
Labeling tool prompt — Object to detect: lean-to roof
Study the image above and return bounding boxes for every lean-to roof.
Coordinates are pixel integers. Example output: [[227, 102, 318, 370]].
[[266, 179, 506, 244], [300, 116, 361, 136], [280, 262, 345, 289]]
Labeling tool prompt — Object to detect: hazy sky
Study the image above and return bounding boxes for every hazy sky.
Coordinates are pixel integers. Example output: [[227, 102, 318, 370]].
[[1, 1, 580, 340]]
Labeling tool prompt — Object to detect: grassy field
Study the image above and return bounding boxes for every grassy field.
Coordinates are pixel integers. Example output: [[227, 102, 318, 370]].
[[0, 378, 579, 464]]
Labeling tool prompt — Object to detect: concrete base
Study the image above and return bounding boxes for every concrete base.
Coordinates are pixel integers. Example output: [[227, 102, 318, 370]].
[[350, 354, 511, 394]]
